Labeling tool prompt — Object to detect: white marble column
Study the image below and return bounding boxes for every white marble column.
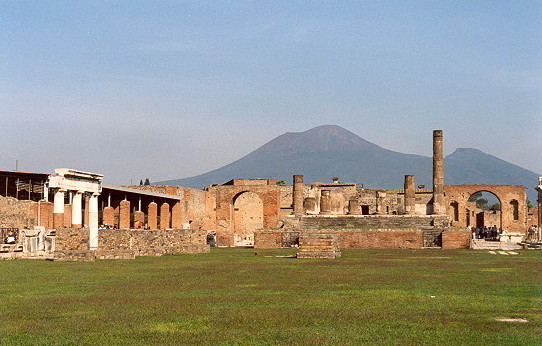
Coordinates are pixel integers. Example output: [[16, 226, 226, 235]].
[[53, 189, 66, 228], [89, 193, 99, 250], [72, 191, 83, 228]]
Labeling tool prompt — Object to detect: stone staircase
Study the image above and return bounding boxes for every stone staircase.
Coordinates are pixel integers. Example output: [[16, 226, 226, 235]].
[[471, 239, 522, 250]]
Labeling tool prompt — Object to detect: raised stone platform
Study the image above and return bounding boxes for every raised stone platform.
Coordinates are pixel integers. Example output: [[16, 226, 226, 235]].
[[297, 233, 341, 259]]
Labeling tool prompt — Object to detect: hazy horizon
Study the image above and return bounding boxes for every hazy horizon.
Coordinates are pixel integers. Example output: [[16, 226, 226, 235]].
[[2, 1, 541, 184]]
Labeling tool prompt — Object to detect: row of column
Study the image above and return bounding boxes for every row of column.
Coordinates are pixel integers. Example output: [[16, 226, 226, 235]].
[[292, 174, 418, 215], [101, 200, 183, 230], [53, 188, 99, 249]]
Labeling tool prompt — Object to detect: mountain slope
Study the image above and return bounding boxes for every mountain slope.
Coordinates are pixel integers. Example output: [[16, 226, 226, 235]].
[[157, 125, 540, 201]]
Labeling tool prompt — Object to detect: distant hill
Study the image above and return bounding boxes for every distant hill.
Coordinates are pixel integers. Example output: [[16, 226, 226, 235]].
[[157, 125, 540, 202]]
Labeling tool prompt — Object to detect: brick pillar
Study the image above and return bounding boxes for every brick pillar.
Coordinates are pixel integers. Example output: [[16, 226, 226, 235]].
[[432, 130, 445, 214], [171, 201, 182, 229], [375, 191, 386, 214], [348, 199, 361, 215], [119, 200, 131, 229], [404, 175, 416, 214], [53, 189, 65, 229], [148, 202, 158, 229], [292, 174, 304, 215], [304, 197, 317, 214], [83, 195, 90, 227], [160, 202, 171, 229], [320, 190, 331, 214], [89, 193, 99, 250], [103, 206, 115, 227], [134, 211, 145, 228], [64, 204, 72, 227]]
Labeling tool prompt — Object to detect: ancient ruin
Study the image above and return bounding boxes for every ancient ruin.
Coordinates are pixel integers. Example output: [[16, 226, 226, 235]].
[[1, 130, 539, 260]]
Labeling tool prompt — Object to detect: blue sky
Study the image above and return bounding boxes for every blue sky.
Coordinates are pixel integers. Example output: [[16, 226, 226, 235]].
[[2, 1, 541, 185]]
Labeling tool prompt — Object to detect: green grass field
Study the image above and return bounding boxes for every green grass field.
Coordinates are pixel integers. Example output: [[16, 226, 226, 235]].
[[1, 248, 541, 345]]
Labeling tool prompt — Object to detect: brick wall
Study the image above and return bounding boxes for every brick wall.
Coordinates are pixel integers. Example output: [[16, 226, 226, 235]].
[[254, 231, 282, 248], [0, 196, 34, 228], [441, 229, 471, 249], [297, 233, 341, 259]]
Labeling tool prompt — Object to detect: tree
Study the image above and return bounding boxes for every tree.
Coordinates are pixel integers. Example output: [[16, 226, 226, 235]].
[[276, 180, 286, 186], [139, 179, 143, 186], [476, 198, 488, 210], [144, 178, 150, 185], [527, 199, 534, 209]]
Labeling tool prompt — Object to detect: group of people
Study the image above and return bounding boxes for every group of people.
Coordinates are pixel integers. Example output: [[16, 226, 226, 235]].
[[471, 225, 501, 240]]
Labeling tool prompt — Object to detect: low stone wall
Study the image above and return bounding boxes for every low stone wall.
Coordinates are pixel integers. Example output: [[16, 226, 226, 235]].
[[254, 231, 282, 249], [441, 229, 471, 249], [54, 228, 210, 261]]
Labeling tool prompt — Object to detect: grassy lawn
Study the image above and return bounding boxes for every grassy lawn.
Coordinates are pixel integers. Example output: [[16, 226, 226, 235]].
[[1, 248, 541, 345]]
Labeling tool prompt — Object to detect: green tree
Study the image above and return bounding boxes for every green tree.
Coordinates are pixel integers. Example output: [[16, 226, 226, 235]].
[[276, 180, 286, 186], [139, 179, 143, 186], [144, 178, 150, 185]]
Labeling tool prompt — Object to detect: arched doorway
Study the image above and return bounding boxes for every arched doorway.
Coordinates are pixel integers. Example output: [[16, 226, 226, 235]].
[[467, 191, 502, 230], [232, 191, 263, 247]]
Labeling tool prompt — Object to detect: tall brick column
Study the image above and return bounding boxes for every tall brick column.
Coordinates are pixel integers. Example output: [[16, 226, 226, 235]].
[[148, 202, 158, 229], [292, 175, 304, 215], [119, 200, 131, 229], [171, 201, 182, 228], [320, 190, 331, 214], [134, 211, 145, 228], [53, 188, 66, 229], [103, 206, 115, 227], [160, 202, 171, 229], [404, 175, 416, 214], [432, 130, 445, 214]]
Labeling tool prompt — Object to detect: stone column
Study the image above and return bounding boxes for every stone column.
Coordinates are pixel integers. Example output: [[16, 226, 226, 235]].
[[89, 193, 99, 250], [53, 189, 66, 229], [160, 202, 171, 229], [71, 191, 83, 228], [83, 195, 90, 227], [432, 130, 446, 214], [404, 175, 416, 214], [171, 201, 182, 228], [292, 175, 304, 215], [148, 202, 158, 229], [303, 197, 317, 214], [134, 197, 145, 228], [375, 191, 386, 214], [320, 190, 331, 214], [119, 200, 131, 229], [348, 199, 361, 215]]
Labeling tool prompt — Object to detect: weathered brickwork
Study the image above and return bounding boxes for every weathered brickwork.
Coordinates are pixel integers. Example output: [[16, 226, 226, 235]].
[[441, 229, 471, 249], [254, 231, 282, 249], [0, 196, 34, 228], [444, 185, 527, 233], [297, 233, 341, 259]]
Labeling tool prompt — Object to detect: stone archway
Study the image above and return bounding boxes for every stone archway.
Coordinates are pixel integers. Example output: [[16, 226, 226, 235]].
[[232, 191, 263, 247], [444, 185, 527, 233]]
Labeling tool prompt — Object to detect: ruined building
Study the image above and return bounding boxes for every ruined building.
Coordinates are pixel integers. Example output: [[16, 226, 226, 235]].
[[0, 130, 535, 259]]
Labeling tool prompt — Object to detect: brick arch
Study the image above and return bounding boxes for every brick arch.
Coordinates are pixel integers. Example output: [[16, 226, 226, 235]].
[[213, 185, 280, 246], [444, 185, 527, 232]]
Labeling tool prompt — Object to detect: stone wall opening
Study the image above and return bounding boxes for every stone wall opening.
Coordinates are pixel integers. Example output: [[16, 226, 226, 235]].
[[232, 191, 263, 247], [467, 191, 502, 229]]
